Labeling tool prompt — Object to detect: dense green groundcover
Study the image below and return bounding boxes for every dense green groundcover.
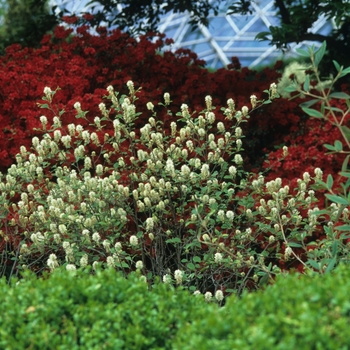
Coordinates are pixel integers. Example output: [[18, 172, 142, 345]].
[[0, 264, 349, 349]]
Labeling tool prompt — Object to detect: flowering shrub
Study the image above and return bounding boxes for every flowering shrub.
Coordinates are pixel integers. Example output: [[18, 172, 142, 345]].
[[1, 49, 349, 297]]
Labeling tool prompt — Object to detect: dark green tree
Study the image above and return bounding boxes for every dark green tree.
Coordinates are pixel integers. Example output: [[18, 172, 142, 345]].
[[0, 0, 58, 53], [76, 0, 220, 34]]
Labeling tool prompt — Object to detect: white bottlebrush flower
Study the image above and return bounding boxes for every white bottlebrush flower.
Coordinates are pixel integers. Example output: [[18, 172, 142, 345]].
[[92, 232, 101, 243], [214, 252, 223, 263], [58, 224, 67, 234], [228, 165, 237, 176], [241, 106, 249, 116], [202, 234, 210, 242], [234, 154, 243, 165], [40, 115, 48, 126], [145, 217, 154, 232], [235, 127, 242, 137], [135, 260, 143, 270], [80, 254, 89, 267], [129, 235, 139, 246], [47, 254, 59, 271], [96, 164, 103, 176], [303, 172, 311, 182], [314, 167, 323, 179], [30, 232, 45, 246], [174, 269, 183, 285], [163, 274, 172, 284], [102, 240, 111, 253], [114, 242, 122, 252], [92, 261, 99, 271], [204, 291, 212, 302], [205, 95, 212, 110], [207, 112, 215, 124], [164, 92, 170, 105], [284, 246, 293, 260], [126, 80, 134, 94], [43, 86, 52, 95], [146, 102, 154, 111], [106, 256, 115, 267], [250, 94, 257, 108], [181, 164, 191, 177], [66, 264, 77, 272], [215, 290, 224, 302], [217, 121, 225, 132], [226, 210, 235, 221]]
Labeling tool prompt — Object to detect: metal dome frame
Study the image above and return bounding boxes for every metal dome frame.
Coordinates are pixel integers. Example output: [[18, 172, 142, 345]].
[[49, 0, 336, 68]]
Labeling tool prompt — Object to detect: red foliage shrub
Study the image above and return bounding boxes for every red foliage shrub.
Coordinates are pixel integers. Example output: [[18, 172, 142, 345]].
[[0, 24, 294, 175]]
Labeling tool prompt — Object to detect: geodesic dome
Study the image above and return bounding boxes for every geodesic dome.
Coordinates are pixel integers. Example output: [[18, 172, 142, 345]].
[[49, 0, 336, 69]]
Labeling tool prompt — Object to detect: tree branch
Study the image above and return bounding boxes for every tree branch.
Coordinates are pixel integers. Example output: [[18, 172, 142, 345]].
[[275, 0, 291, 25]]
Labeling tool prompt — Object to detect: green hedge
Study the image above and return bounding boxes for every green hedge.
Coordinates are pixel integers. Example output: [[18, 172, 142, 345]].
[[0, 268, 209, 349], [1, 265, 350, 349], [174, 264, 350, 350]]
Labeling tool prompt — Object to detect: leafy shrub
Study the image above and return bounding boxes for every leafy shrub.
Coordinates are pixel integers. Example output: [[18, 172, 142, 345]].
[[173, 263, 350, 350], [0, 267, 209, 349], [1, 82, 281, 294], [1, 263, 350, 349]]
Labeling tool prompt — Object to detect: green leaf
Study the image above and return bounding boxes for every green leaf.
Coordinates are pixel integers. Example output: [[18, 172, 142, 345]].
[[314, 41, 326, 67], [334, 140, 343, 152], [326, 174, 333, 189], [295, 48, 310, 57], [325, 194, 349, 205], [341, 155, 350, 173], [324, 106, 344, 113], [307, 259, 321, 270], [288, 242, 303, 248], [329, 92, 350, 99], [325, 256, 337, 274], [331, 241, 339, 257], [339, 170, 350, 178], [339, 67, 350, 78], [187, 262, 195, 270], [323, 143, 335, 151], [193, 256, 201, 263], [303, 75, 310, 92], [255, 31, 271, 41], [258, 272, 270, 286], [335, 224, 350, 231], [166, 237, 182, 244], [299, 99, 319, 108], [340, 125, 350, 144], [333, 60, 341, 72], [285, 85, 298, 93], [301, 107, 324, 118]]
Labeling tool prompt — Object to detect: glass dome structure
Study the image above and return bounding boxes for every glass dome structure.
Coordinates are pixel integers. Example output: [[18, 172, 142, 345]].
[[49, 0, 335, 69]]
